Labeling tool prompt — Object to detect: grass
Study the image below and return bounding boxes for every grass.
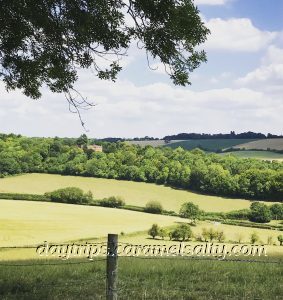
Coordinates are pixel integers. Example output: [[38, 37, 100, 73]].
[[221, 150, 283, 161], [232, 138, 283, 151], [0, 200, 185, 248], [0, 199, 282, 260], [0, 258, 282, 299], [0, 173, 272, 213], [164, 139, 257, 151]]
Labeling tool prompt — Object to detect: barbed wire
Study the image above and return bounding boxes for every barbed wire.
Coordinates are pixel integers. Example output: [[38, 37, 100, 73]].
[[0, 242, 107, 250], [0, 258, 107, 267], [119, 255, 283, 264]]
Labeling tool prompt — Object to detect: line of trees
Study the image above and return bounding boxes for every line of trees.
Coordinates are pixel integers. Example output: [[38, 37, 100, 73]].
[[148, 224, 283, 246], [163, 131, 283, 141], [0, 134, 282, 201]]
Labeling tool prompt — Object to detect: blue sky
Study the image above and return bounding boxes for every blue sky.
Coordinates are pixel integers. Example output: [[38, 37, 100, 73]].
[[0, 0, 282, 138]]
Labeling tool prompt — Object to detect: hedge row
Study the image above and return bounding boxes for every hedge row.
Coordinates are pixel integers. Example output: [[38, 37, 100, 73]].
[[0, 193, 49, 201]]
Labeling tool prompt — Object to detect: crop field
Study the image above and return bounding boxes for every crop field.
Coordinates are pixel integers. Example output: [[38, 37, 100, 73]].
[[221, 150, 283, 161], [125, 140, 175, 147], [0, 200, 185, 248], [0, 199, 282, 261], [165, 139, 257, 151], [232, 138, 283, 151], [0, 173, 269, 213]]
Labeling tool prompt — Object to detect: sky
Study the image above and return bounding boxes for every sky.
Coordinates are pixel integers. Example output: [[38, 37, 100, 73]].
[[0, 0, 283, 138]]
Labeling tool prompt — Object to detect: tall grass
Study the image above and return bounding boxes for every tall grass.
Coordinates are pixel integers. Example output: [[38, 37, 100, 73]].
[[0, 258, 282, 299]]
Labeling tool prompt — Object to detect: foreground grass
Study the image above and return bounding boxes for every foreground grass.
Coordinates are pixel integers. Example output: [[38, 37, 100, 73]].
[[0, 173, 270, 212], [0, 258, 282, 299]]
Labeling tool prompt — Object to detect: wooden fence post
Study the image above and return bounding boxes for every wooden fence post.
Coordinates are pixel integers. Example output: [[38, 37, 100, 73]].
[[106, 234, 118, 300]]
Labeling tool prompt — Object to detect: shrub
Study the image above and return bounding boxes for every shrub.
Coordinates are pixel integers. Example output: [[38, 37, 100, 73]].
[[179, 202, 201, 223], [270, 204, 283, 220], [98, 196, 125, 208], [249, 202, 272, 223], [158, 228, 167, 240], [226, 209, 250, 220], [216, 230, 225, 242], [145, 201, 163, 214], [0, 192, 49, 201], [278, 235, 283, 246], [250, 232, 259, 244], [170, 224, 193, 241], [45, 187, 92, 204], [148, 224, 160, 239], [202, 228, 218, 242]]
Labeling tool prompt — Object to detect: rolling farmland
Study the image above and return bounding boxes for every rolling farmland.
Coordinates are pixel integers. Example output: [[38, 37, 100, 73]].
[[0, 173, 268, 212], [0, 199, 185, 247], [164, 139, 257, 151], [232, 138, 283, 151], [221, 151, 283, 161]]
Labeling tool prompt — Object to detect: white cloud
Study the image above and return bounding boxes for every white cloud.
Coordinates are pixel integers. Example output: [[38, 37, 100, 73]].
[[236, 46, 283, 88], [0, 72, 281, 137], [194, 0, 231, 5], [204, 18, 277, 52]]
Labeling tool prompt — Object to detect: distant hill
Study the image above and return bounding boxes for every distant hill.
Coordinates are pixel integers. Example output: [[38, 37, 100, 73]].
[[164, 139, 258, 152], [163, 131, 282, 140], [231, 138, 283, 151]]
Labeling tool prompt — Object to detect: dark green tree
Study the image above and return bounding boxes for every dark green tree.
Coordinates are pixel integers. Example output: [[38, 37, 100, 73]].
[[0, 0, 209, 114], [249, 202, 272, 223], [170, 223, 193, 241], [270, 204, 283, 220], [179, 202, 201, 223], [148, 224, 160, 239]]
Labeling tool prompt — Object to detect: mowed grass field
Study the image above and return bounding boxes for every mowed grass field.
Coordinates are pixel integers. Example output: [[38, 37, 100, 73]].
[[0, 200, 282, 260], [221, 151, 283, 161], [0, 200, 185, 247], [165, 139, 257, 151], [0, 173, 270, 213], [233, 138, 283, 151]]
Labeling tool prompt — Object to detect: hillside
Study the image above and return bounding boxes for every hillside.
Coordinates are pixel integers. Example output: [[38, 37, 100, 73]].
[[0, 199, 185, 247], [164, 139, 257, 151], [232, 138, 283, 151], [221, 151, 283, 161], [0, 173, 264, 213]]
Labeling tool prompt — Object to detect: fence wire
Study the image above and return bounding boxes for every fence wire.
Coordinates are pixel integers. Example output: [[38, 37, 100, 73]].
[[0, 244, 282, 266]]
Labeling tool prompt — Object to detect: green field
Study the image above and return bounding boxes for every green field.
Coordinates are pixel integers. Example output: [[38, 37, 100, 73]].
[[165, 139, 257, 151], [0, 258, 282, 299], [0, 199, 282, 260], [233, 138, 283, 151], [221, 151, 283, 161], [0, 173, 269, 213], [0, 200, 185, 248]]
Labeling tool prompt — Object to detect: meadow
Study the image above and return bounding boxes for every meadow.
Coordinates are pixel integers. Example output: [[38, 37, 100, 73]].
[[164, 139, 256, 151], [0, 199, 282, 261], [232, 138, 283, 151], [0, 200, 185, 248], [221, 151, 283, 161], [0, 173, 269, 213], [0, 257, 282, 299]]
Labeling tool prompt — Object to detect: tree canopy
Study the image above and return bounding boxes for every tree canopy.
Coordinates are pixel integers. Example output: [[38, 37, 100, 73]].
[[0, 133, 282, 201], [0, 0, 209, 110]]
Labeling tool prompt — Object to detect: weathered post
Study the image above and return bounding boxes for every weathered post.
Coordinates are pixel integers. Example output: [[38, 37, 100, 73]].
[[106, 234, 118, 300]]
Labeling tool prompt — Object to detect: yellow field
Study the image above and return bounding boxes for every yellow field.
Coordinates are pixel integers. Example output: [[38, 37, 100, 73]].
[[0, 200, 185, 247], [0, 173, 273, 212], [0, 200, 281, 260]]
